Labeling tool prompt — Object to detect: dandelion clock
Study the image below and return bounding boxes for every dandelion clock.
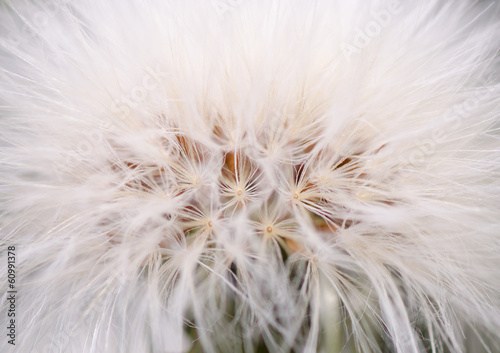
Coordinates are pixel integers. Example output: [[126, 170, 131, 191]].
[[1, 1, 500, 352]]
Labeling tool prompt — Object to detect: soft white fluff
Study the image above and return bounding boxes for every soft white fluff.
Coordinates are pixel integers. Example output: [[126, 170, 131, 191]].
[[1, 1, 500, 352]]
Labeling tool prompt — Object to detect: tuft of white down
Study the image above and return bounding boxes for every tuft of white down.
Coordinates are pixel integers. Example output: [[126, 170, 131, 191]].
[[1, 1, 500, 352]]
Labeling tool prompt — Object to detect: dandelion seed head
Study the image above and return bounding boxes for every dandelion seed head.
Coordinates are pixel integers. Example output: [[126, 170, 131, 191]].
[[1, 1, 500, 353]]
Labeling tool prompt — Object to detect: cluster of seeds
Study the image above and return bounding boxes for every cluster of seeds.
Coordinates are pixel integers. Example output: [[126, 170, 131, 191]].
[[106, 121, 391, 260]]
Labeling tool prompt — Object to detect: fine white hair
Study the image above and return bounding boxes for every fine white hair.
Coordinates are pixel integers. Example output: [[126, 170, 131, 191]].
[[1, 1, 500, 352]]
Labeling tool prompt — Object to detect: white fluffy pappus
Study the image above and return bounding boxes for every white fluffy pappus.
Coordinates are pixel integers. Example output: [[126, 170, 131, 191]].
[[1, 0, 500, 352]]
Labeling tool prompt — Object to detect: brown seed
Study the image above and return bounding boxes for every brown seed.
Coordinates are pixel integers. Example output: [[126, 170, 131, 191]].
[[285, 238, 305, 253]]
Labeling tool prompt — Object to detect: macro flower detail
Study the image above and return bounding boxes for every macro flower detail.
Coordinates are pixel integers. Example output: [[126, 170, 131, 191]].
[[1, 1, 500, 353]]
